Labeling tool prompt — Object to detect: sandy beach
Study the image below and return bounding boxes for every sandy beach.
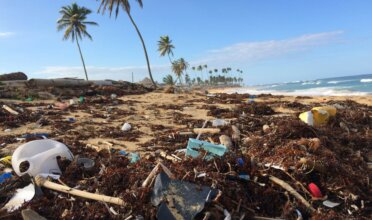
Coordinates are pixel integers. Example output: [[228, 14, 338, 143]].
[[1, 89, 371, 219]]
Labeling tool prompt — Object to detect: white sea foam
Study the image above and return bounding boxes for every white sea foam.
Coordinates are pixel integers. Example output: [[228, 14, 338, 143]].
[[219, 87, 370, 96], [361, 78, 372, 83]]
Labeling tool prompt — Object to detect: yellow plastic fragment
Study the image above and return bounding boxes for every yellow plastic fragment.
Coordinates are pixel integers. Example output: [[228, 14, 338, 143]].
[[0, 156, 12, 165], [299, 106, 337, 126]]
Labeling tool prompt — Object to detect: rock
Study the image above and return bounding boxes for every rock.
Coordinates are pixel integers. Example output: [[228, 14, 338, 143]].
[[0, 72, 27, 81], [263, 124, 270, 133]]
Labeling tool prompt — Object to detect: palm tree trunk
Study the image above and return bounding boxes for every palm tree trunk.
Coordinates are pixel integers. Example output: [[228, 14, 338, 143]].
[[127, 12, 156, 88], [75, 36, 89, 81], [168, 54, 173, 64]]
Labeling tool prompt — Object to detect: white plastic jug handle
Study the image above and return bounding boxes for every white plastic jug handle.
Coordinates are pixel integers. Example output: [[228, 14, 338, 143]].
[[13, 159, 33, 176]]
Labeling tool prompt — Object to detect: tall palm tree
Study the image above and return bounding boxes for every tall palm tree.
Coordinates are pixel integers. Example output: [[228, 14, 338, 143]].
[[98, 0, 156, 88], [57, 3, 98, 81], [171, 60, 183, 85], [178, 58, 189, 75], [158, 35, 175, 63], [197, 65, 203, 81]]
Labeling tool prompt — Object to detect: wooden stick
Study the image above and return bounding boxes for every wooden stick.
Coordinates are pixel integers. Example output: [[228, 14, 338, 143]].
[[159, 162, 176, 179], [193, 128, 220, 135], [196, 119, 209, 139], [160, 151, 179, 163], [269, 175, 315, 212], [142, 163, 160, 187], [35, 175, 125, 206], [2, 105, 19, 115], [178, 131, 194, 136]]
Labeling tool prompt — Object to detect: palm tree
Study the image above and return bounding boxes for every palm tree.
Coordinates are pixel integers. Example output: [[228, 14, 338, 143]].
[[158, 35, 175, 63], [197, 65, 203, 81], [98, 0, 156, 88], [178, 58, 189, 75], [163, 74, 175, 85], [214, 69, 218, 73], [57, 3, 98, 81], [185, 74, 191, 86], [171, 60, 183, 84]]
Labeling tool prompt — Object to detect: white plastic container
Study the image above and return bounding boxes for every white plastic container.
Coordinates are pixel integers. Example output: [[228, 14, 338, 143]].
[[121, 123, 132, 131], [12, 139, 74, 177]]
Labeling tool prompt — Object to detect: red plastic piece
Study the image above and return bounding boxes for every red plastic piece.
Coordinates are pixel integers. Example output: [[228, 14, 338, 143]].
[[308, 183, 323, 198]]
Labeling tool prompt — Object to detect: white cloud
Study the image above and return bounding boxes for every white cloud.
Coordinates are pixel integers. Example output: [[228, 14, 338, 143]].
[[35, 65, 170, 82], [199, 31, 344, 64], [0, 32, 15, 38]]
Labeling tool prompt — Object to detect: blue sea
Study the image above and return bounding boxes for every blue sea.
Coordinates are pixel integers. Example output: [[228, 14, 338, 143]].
[[232, 74, 372, 96]]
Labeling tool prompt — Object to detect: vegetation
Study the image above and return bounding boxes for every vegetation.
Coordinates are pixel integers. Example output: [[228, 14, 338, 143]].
[[163, 74, 175, 85], [97, 0, 156, 88], [158, 35, 175, 63], [57, 3, 98, 81]]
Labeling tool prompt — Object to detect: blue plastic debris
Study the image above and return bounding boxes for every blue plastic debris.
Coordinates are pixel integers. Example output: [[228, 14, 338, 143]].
[[237, 158, 244, 166], [129, 153, 140, 163], [119, 150, 128, 156], [186, 138, 228, 160], [0, 173, 12, 184], [67, 118, 76, 123], [21, 133, 49, 139], [238, 173, 250, 181]]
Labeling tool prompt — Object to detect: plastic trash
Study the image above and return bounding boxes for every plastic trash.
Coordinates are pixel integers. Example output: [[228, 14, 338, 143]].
[[79, 96, 85, 103], [69, 98, 79, 105], [186, 138, 228, 160], [121, 123, 132, 131], [12, 139, 74, 177], [67, 118, 76, 123], [3, 183, 35, 212], [111, 94, 117, 99], [308, 182, 323, 198], [152, 172, 217, 220], [0, 172, 12, 184], [237, 158, 244, 166], [323, 200, 341, 208], [0, 156, 12, 165], [299, 106, 337, 126], [21, 133, 49, 139], [212, 119, 228, 127], [129, 153, 140, 163], [76, 157, 95, 170], [119, 150, 128, 156]]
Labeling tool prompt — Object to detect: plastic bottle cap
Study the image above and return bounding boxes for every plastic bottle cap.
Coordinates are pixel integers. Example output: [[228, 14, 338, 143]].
[[308, 183, 323, 198]]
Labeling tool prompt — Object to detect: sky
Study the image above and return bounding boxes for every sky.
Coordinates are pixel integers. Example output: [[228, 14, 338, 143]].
[[1, 0, 372, 85]]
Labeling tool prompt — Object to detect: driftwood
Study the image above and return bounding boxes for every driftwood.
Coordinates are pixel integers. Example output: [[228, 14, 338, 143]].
[[141, 162, 175, 188], [193, 128, 221, 135], [142, 163, 161, 187], [269, 175, 315, 212], [35, 175, 125, 206], [0, 72, 27, 81], [2, 105, 19, 115]]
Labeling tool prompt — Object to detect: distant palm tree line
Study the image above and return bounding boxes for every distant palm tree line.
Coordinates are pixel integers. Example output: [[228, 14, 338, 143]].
[[158, 36, 244, 86]]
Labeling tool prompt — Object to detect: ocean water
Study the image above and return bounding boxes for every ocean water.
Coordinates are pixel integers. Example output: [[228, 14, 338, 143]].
[[232, 74, 372, 96]]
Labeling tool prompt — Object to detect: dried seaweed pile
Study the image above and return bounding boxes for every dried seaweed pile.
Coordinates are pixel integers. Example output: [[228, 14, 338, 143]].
[[0, 93, 371, 219]]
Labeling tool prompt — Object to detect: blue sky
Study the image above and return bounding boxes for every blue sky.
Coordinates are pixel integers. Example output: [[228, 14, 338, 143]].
[[1, 0, 372, 85]]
